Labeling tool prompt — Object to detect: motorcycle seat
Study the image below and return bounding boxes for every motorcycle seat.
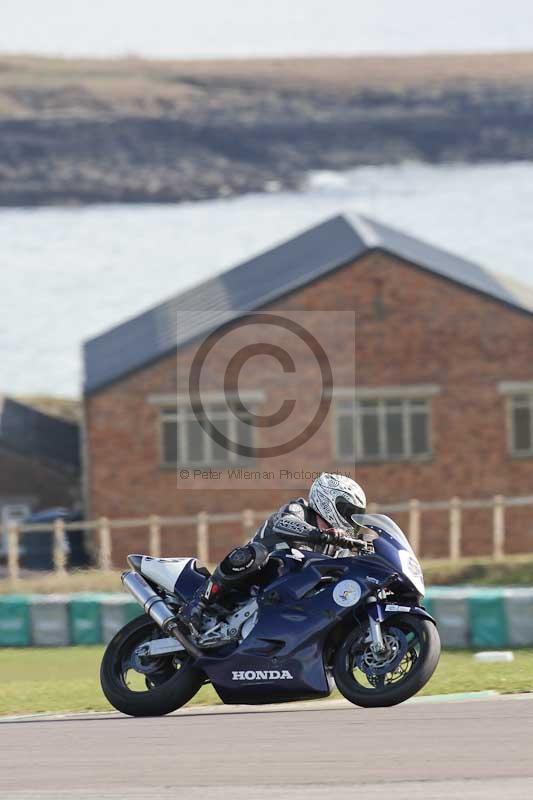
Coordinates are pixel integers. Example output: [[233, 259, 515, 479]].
[[127, 554, 203, 593]]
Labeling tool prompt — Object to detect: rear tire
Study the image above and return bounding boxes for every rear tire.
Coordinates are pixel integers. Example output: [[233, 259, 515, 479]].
[[333, 613, 440, 708], [100, 614, 204, 717]]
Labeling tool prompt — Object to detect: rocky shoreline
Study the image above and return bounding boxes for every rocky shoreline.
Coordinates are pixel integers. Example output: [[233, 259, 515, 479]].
[[1, 54, 533, 205]]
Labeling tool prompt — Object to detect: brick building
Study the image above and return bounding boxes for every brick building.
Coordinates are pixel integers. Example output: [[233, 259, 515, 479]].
[[0, 397, 80, 552], [83, 213, 533, 562]]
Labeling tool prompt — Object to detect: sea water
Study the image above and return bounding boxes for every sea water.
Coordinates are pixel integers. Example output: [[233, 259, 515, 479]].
[[1, 161, 533, 396]]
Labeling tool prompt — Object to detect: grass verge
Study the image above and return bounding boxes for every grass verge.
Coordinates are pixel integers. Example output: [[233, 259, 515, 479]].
[[422, 553, 533, 586], [4, 555, 533, 595], [0, 570, 124, 595], [1, 647, 532, 717]]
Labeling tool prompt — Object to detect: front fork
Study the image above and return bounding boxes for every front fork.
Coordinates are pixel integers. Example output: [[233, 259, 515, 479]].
[[366, 595, 386, 654]]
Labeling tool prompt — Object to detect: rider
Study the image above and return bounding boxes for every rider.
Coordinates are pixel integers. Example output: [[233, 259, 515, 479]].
[[179, 473, 367, 635]]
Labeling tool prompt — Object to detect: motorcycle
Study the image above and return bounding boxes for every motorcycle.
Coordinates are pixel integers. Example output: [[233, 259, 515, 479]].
[[100, 513, 440, 716]]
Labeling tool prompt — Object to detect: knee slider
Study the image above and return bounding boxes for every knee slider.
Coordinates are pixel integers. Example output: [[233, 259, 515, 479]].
[[218, 542, 268, 582]]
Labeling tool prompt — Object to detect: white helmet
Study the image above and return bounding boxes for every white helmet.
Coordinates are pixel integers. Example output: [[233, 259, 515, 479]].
[[308, 473, 367, 531]]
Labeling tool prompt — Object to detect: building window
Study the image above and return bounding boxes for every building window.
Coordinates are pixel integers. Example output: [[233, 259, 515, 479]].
[[509, 395, 533, 457], [335, 396, 432, 462], [160, 402, 255, 467]]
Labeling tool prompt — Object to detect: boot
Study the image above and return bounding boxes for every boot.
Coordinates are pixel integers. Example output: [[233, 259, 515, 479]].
[[178, 578, 222, 635]]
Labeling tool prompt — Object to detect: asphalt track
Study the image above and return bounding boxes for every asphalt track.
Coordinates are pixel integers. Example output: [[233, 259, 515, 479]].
[[1, 694, 533, 800]]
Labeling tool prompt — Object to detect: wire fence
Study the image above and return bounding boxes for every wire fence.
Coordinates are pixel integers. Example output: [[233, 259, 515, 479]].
[[3, 493, 533, 584]]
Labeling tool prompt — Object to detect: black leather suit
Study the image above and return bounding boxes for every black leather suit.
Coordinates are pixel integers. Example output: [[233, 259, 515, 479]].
[[208, 498, 334, 594], [181, 498, 349, 629]]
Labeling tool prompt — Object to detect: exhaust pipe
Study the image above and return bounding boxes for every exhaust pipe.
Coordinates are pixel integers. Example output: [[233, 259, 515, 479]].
[[121, 570, 202, 659]]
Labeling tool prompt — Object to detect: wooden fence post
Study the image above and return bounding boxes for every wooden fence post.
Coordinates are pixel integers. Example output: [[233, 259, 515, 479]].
[[241, 509, 255, 540], [149, 515, 161, 558], [449, 497, 462, 560], [408, 499, 421, 554], [196, 512, 209, 564], [7, 521, 20, 583], [98, 517, 112, 571], [492, 495, 506, 560], [53, 517, 67, 575]]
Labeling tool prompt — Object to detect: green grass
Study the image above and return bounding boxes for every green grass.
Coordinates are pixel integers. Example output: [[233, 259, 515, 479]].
[[0, 646, 221, 715], [0, 569, 125, 596], [1, 646, 532, 717], [422, 554, 533, 586], [4, 554, 533, 596]]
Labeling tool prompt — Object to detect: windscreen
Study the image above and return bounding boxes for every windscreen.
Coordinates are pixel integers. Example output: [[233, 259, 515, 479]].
[[351, 513, 414, 554]]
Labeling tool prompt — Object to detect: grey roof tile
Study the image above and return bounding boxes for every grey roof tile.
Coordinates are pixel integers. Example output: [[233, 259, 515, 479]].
[[489, 272, 533, 313], [352, 213, 520, 306], [0, 397, 79, 469], [84, 212, 532, 394]]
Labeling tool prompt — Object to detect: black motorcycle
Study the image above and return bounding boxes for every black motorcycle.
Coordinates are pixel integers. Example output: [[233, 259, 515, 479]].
[[100, 514, 440, 716]]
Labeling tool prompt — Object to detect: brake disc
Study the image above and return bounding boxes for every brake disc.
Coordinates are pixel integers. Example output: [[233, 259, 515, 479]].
[[355, 627, 409, 677]]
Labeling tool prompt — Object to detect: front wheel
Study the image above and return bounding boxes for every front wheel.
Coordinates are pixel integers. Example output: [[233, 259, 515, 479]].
[[333, 613, 440, 708], [100, 614, 204, 717]]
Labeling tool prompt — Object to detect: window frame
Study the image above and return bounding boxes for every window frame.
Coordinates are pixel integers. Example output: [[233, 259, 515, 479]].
[[158, 400, 257, 468], [333, 391, 434, 464], [498, 383, 533, 460], [507, 394, 533, 458]]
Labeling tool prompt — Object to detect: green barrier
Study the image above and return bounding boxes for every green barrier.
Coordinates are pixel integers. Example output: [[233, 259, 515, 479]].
[[504, 589, 533, 646], [69, 595, 102, 645], [0, 595, 31, 646], [422, 594, 433, 618], [124, 600, 143, 622], [30, 595, 70, 646], [425, 588, 470, 648], [100, 595, 143, 643], [468, 589, 508, 648], [2, 587, 533, 647]]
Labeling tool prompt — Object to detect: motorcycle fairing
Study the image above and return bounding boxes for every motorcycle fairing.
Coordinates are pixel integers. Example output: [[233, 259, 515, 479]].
[[379, 602, 436, 624], [196, 550, 397, 705], [138, 556, 212, 598], [171, 559, 209, 600]]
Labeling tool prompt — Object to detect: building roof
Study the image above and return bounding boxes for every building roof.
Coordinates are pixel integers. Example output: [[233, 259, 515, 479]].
[[84, 212, 532, 394], [0, 396, 80, 470], [491, 272, 533, 313]]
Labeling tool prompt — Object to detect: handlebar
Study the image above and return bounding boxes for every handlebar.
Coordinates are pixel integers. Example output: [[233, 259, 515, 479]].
[[318, 531, 365, 550], [309, 529, 367, 551], [337, 534, 365, 550]]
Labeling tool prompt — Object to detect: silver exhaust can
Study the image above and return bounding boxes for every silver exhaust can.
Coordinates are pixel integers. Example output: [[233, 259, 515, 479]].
[[121, 570, 178, 631], [121, 570, 203, 660]]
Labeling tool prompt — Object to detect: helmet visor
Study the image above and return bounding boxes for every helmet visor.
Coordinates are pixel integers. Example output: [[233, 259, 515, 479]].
[[335, 498, 365, 525]]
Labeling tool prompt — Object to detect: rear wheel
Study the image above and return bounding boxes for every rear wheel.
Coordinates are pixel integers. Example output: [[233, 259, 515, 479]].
[[100, 614, 204, 717], [333, 613, 440, 708]]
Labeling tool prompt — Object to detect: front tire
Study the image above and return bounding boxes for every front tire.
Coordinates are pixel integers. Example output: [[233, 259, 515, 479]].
[[333, 613, 440, 708], [100, 614, 204, 717]]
